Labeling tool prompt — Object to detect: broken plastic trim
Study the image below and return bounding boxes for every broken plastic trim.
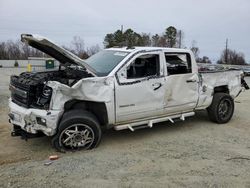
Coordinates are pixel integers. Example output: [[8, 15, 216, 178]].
[[11, 125, 44, 141], [241, 77, 249, 90]]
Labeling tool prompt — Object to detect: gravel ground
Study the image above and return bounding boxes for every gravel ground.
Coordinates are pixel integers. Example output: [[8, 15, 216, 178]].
[[0, 68, 250, 188]]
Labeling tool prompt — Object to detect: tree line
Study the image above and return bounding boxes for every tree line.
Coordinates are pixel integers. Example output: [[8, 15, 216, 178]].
[[0, 40, 44, 60], [0, 26, 247, 65], [104, 26, 184, 48], [104, 26, 247, 65], [0, 36, 100, 60]]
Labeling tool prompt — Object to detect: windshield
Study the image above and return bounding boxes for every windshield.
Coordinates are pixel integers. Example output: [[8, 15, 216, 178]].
[[85, 50, 129, 76]]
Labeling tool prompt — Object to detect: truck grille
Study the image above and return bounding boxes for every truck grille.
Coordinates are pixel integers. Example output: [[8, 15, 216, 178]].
[[10, 75, 36, 108]]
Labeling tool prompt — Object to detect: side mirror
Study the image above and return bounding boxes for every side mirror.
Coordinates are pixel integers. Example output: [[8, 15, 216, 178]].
[[117, 68, 127, 81], [121, 69, 127, 78]]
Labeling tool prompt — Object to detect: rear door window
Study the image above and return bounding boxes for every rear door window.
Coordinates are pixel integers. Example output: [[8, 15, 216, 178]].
[[165, 53, 192, 75]]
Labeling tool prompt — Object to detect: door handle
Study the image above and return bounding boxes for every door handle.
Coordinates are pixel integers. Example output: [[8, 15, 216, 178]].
[[186, 79, 197, 83], [152, 83, 162, 90]]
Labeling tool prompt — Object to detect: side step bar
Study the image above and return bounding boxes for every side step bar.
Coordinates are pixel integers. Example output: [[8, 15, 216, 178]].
[[114, 112, 195, 131]]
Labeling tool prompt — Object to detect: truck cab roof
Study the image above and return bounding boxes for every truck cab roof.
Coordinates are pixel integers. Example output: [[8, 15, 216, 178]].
[[106, 47, 192, 54]]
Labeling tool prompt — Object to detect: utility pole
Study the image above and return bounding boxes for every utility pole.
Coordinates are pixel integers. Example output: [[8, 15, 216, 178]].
[[225, 38, 228, 64], [121, 25, 123, 33], [179, 30, 182, 48]]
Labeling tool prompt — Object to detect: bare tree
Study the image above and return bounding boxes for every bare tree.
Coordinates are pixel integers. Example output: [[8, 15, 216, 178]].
[[190, 40, 200, 60], [21, 43, 31, 59], [158, 34, 167, 47], [217, 49, 246, 65], [6, 40, 21, 59], [151, 34, 167, 47], [71, 36, 86, 58], [140, 33, 151, 46], [0, 39, 46, 60], [0, 42, 8, 59], [151, 34, 160, 47], [87, 44, 101, 56]]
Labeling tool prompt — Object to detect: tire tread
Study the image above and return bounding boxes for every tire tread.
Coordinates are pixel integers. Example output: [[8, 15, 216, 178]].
[[207, 92, 234, 124]]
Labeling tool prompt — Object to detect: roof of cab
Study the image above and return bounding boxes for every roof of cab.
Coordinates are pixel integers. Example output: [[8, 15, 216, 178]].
[[106, 46, 192, 53]]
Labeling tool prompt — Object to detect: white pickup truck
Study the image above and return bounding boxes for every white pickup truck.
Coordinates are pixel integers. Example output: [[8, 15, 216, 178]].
[[8, 34, 249, 151]]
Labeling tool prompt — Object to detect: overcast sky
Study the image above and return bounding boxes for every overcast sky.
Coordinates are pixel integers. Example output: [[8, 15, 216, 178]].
[[0, 0, 249, 62]]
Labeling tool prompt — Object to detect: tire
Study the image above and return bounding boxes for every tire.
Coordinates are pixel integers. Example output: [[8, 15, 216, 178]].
[[52, 109, 102, 152], [207, 92, 234, 124]]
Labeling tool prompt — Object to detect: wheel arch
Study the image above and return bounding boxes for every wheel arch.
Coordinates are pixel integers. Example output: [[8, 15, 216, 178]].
[[63, 99, 109, 129], [214, 85, 229, 94]]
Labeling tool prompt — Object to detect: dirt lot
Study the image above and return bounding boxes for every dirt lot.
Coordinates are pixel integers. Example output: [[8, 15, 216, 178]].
[[0, 68, 250, 188]]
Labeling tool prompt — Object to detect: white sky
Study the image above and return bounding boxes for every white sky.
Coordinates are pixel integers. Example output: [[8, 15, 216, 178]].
[[0, 0, 249, 62]]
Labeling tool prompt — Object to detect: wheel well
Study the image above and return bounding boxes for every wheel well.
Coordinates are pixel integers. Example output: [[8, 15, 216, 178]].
[[214, 85, 229, 94], [64, 100, 108, 127]]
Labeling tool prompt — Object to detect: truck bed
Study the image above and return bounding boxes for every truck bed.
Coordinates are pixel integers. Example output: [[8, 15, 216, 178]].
[[196, 69, 243, 109]]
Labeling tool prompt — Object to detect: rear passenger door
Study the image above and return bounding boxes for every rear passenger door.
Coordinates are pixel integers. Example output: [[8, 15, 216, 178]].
[[163, 53, 199, 113]]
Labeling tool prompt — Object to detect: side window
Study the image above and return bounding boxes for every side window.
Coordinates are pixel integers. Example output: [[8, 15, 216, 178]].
[[127, 54, 160, 79], [165, 53, 192, 75]]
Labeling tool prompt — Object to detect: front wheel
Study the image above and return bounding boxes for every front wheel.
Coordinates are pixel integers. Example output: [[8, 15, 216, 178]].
[[207, 93, 234, 124], [52, 110, 102, 152]]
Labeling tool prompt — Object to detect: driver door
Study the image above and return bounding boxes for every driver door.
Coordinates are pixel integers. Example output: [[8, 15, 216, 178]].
[[115, 52, 166, 123]]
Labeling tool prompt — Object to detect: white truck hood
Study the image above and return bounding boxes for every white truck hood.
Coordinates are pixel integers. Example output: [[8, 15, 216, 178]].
[[21, 34, 96, 76]]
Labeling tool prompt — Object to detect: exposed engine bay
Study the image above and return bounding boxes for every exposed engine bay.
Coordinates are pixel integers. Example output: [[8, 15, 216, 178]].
[[10, 66, 93, 109]]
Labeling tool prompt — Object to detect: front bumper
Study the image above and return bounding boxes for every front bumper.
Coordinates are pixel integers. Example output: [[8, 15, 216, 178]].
[[9, 99, 63, 136]]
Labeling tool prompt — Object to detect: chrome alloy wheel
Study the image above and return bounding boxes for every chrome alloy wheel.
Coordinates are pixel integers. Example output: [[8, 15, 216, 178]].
[[59, 124, 95, 150]]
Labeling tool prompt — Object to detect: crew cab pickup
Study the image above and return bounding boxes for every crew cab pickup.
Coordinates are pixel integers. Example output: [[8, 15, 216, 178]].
[[8, 34, 249, 151]]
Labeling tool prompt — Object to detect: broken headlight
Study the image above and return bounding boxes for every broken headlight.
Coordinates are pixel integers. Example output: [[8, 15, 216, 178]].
[[42, 86, 53, 98], [37, 86, 53, 108]]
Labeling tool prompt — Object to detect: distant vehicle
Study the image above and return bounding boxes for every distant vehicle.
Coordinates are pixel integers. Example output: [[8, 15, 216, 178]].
[[243, 67, 250, 76], [8, 34, 249, 151]]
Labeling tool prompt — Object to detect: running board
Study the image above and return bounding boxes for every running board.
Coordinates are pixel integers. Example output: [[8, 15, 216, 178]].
[[114, 112, 195, 131]]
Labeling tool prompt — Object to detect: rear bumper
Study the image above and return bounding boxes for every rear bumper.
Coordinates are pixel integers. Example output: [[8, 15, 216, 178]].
[[8, 99, 63, 136]]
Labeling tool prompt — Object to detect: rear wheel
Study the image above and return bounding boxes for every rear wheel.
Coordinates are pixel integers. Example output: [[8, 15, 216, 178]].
[[52, 110, 102, 152], [207, 93, 234, 124]]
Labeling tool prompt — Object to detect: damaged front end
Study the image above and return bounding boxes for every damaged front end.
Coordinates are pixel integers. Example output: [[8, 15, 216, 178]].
[[9, 98, 63, 137], [8, 34, 118, 140], [8, 74, 114, 138], [9, 67, 93, 110], [8, 34, 98, 138], [9, 68, 95, 138]]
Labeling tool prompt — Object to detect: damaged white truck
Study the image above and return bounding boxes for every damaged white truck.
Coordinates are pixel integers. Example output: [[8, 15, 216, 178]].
[[8, 34, 249, 151]]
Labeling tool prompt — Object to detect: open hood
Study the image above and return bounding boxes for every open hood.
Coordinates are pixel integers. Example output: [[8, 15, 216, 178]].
[[21, 34, 96, 76]]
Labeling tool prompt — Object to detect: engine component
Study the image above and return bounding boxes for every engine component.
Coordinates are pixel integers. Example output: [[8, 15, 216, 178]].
[[10, 68, 91, 109]]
